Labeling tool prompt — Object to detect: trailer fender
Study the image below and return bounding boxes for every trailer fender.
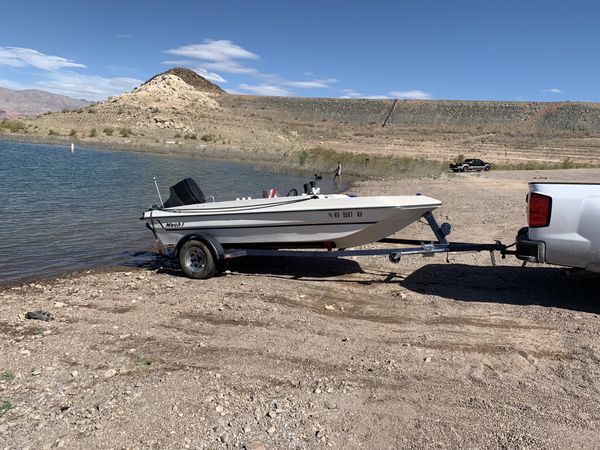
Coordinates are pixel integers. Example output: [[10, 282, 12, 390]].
[[176, 233, 225, 267]]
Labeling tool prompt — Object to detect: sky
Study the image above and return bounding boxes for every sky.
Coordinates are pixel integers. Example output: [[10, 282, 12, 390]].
[[0, 0, 599, 102]]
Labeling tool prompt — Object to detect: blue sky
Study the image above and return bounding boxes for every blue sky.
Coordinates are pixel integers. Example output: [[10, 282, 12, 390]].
[[0, 0, 598, 101]]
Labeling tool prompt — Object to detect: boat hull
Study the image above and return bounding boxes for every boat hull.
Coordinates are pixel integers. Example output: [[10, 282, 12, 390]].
[[144, 194, 441, 249]]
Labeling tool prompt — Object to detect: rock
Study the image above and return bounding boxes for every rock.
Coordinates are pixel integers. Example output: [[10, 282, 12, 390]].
[[424, 357, 432, 363], [325, 401, 338, 410], [324, 305, 335, 311], [25, 310, 53, 321], [266, 426, 276, 434], [215, 405, 224, 413], [316, 429, 326, 439], [31, 368, 41, 376], [103, 369, 117, 378], [71, 371, 79, 378], [313, 388, 321, 394], [244, 442, 266, 450], [53, 302, 66, 308]]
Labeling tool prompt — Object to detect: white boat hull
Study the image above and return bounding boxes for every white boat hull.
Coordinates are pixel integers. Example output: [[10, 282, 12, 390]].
[[144, 194, 441, 249]]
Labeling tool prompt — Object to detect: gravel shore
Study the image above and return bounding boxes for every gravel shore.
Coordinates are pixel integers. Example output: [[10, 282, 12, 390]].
[[1, 169, 599, 449]]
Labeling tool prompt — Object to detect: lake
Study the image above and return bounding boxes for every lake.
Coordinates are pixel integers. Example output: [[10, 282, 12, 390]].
[[0, 140, 346, 284]]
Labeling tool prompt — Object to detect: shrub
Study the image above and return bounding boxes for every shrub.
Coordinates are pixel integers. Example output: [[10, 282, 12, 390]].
[[0, 119, 26, 132], [89, 128, 97, 137], [0, 400, 14, 417], [174, 133, 181, 139], [103, 127, 114, 136], [48, 129, 59, 136], [190, 134, 197, 140], [201, 133, 216, 142], [69, 129, 77, 137], [1, 370, 15, 381], [119, 128, 133, 137]]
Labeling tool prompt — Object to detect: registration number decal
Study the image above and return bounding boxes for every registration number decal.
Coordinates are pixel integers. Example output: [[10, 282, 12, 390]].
[[328, 211, 362, 219]]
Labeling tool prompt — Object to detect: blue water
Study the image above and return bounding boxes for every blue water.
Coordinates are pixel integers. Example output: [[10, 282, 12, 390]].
[[0, 140, 346, 283]]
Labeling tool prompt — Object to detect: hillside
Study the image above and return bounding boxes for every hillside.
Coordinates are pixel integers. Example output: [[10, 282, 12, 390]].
[[0, 87, 91, 118], [3, 67, 600, 175]]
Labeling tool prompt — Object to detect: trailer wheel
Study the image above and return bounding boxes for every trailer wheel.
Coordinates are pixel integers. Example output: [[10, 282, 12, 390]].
[[179, 240, 216, 279]]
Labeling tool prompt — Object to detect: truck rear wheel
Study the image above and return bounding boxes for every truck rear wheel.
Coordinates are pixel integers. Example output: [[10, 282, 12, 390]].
[[179, 240, 217, 279]]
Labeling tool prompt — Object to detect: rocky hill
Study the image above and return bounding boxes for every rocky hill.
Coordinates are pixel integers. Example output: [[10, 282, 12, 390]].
[[0, 87, 91, 118], [4, 67, 600, 175]]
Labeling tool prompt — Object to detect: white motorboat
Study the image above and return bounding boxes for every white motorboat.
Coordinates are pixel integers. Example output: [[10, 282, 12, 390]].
[[143, 178, 441, 250]]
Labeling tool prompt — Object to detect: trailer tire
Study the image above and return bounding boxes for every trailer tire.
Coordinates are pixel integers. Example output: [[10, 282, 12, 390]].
[[179, 240, 217, 279]]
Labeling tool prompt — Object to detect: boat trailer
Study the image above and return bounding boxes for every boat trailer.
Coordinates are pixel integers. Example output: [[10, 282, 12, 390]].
[[166, 211, 515, 279]]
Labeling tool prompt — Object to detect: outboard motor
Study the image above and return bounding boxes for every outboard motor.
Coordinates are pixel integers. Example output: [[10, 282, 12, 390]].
[[164, 178, 206, 207]]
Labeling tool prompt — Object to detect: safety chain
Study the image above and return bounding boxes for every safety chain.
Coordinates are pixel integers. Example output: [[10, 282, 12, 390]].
[[490, 250, 497, 267]]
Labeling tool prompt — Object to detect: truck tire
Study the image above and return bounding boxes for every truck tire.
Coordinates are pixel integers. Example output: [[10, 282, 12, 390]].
[[179, 240, 217, 279], [484, 165, 491, 171]]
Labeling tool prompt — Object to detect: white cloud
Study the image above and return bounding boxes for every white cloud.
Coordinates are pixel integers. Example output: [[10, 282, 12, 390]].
[[194, 68, 227, 83], [36, 72, 141, 100], [117, 34, 133, 38], [237, 83, 291, 96], [283, 78, 338, 89], [202, 60, 258, 74], [164, 39, 344, 95], [339, 88, 362, 99], [543, 88, 562, 94], [389, 89, 432, 100], [165, 39, 259, 62], [0, 46, 86, 71]]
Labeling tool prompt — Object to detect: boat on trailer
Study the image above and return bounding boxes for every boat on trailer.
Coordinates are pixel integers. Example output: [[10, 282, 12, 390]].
[[142, 178, 510, 279]]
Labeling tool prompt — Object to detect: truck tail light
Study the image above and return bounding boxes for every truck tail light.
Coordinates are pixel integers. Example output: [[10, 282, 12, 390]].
[[528, 193, 552, 227]]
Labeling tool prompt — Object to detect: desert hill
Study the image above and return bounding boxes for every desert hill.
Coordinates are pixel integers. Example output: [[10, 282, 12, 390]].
[[4, 67, 600, 175], [0, 86, 91, 118]]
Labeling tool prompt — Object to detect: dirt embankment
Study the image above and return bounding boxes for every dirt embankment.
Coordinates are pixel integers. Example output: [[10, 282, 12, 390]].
[[3, 68, 600, 177], [1, 169, 599, 449]]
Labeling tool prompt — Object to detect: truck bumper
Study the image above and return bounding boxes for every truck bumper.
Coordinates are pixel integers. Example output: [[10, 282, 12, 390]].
[[515, 227, 546, 263]]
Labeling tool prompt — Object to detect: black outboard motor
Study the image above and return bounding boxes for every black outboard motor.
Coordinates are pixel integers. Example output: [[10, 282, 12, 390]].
[[164, 178, 206, 207]]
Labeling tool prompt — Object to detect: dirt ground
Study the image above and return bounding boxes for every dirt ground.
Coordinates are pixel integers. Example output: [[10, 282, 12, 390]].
[[1, 169, 600, 449]]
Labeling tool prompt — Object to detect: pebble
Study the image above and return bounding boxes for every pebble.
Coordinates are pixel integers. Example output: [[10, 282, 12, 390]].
[[424, 357, 432, 363], [244, 442, 266, 450], [31, 369, 41, 376], [53, 302, 67, 308], [266, 426, 276, 434], [103, 369, 117, 378], [324, 305, 335, 311], [325, 401, 338, 410], [215, 405, 224, 413]]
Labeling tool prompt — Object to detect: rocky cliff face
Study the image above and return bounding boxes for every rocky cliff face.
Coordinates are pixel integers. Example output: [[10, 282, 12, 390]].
[[0, 87, 91, 117]]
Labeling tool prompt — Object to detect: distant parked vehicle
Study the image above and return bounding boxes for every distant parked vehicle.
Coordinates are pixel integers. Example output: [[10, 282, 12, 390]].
[[450, 158, 492, 172]]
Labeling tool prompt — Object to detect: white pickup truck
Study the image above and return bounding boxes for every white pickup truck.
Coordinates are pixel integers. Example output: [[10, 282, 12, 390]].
[[516, 182, 600, 273]]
